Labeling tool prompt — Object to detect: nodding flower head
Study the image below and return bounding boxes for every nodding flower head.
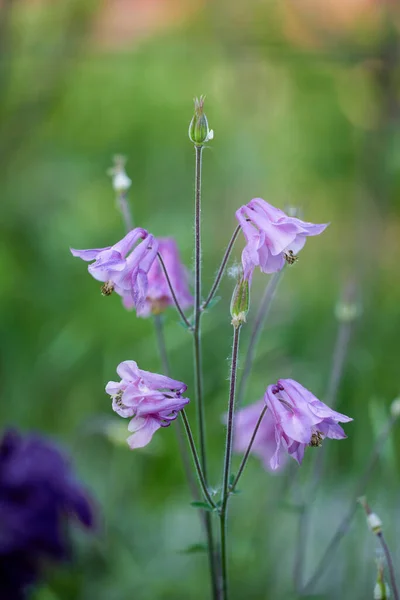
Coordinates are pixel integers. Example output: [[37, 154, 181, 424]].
[[123, 238, 193, 317], [235, 198, 328, 281], [106, 360, 190, 449], [264, 378, 352, 470], [71, 228, 159, 311], [233, 400, 288, 472]]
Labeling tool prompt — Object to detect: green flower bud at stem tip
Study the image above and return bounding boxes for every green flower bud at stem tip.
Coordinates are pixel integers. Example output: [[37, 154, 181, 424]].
[[230, 275, 250, 329], [188, 95, 214, 146]]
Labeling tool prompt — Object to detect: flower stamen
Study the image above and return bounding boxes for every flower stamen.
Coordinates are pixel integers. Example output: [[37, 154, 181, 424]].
[[101, 281, 115, 296], [309, 431, 324, 447], [284, 250, 298, 265]]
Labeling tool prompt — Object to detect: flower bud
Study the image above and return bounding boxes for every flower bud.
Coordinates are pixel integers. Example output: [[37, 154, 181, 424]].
[[230, 272, 250, 328], [108, 155, 132, 192], [390, 397, 400, 419], [368, 512, 383, 534], [188, 96, 214, 146], [374, 560, 391, 599]]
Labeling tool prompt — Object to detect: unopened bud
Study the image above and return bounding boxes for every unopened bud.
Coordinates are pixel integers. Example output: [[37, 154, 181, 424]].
[[335, 300, 361, 323], [108, 155, 132, 192], [188, 96, 214, 146], [374, 560, 391, 599], [390, 397, 400, 419], [367, 513, 383, 534], [230, 273, 250, 328]]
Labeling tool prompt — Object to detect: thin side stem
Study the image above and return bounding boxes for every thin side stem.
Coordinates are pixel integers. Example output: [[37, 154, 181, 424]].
[[230, 405, 267, 493], [378, 532, 400, 600], [236, 270, 283, 408], [153, 314, 199, 503], [157, 253, 192, 329], [181, 410, 216, 509], [202, 225, 241, 311], [118, 191, 133, 233], [220, 325, 242, 600], [293, 309, 355, 593], [302, 415, 397, 595], [192, 144, 219, 600]]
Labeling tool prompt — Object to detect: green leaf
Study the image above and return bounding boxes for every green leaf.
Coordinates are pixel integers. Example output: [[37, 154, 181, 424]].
[[179, 543, 208, 555], [190, 501, 214, 511]]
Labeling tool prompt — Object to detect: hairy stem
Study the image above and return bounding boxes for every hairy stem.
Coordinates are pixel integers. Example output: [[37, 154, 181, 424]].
[[157, 253, 192, 329], [230, 405, 268, 494], [202, 225, 241, 311], [192, 144, 219, 600], [220, 325, 242, 600], [236, 270, 283, 408]]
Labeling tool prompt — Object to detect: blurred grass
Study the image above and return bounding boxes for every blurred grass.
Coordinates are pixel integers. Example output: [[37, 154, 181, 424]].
[[1, 0, 400, 598]]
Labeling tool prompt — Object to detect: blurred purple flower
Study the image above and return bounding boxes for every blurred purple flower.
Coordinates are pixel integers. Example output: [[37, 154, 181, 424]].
[[71, 227, 159, 310], [233, 400, 287, 472], [235, 198, 328, 280], [106, 361, 190, 449], [265, 379, 352, 470], [123, 237, 193, 317], [0, 430, 94, 600]]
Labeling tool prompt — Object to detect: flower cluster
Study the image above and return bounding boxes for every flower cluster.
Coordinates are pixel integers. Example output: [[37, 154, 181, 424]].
[[106, 360, 190, 449], [234, 379, 352, 470], [0, 430, 93, 600], [236, 198, 328, 281]]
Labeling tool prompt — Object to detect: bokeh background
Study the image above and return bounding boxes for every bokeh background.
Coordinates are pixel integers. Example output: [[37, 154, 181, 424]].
[[1, 0, 400, 598]]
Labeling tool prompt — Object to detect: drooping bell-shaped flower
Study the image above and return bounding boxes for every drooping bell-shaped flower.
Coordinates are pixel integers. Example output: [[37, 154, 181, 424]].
[[233, 400, 287, 472], [264, 378, 352, 470], [71, 227, 159, 310], [106, 360, 189, 449], [123, 238, 193, 317], [235, 198, 328, 281]]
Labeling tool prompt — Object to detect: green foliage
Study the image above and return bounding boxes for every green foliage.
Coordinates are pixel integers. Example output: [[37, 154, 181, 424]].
[[1, 1, 400, 599]]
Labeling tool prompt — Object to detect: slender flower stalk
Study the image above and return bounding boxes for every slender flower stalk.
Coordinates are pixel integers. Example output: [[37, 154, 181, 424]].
[[202, 225, 241, 312], [220, 324, 242, 600], [153, 314, 199, 503], [191, 125, 218, 599], [180, 409, 216, 509], [293, 284, 359, 592], [230, 405, 268, 493], [379, 533, 399, 600], [118, 191, 133, 233], [157, 253, 192, 329], [301, 414, 398, 595], [237, 270, 284, 408]]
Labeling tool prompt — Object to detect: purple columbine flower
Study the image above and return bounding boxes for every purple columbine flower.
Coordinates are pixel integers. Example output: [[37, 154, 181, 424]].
[[265, 378, 353, 470], [0, 430, 94, 599], [106, 360, 190, 449], [70, 227, 159, 310], [123, 237, 193, 317], [233, 400, 288, 472], [235, 198, 328, 280]]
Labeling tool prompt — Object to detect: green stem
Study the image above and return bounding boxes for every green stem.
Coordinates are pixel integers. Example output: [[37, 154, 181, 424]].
[[157, 253, 192, 329], [220, 325, 242, 600], [202, 225, 241, 312], [192, 144, 219, 600], [153, 314, 199, 503], [236, 270, 283, 408], [230, 405, 268, 494], [181, 410, 216, 509]]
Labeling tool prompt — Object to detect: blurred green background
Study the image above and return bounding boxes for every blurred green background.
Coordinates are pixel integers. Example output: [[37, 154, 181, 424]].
[[1, 0, 400, 598]]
